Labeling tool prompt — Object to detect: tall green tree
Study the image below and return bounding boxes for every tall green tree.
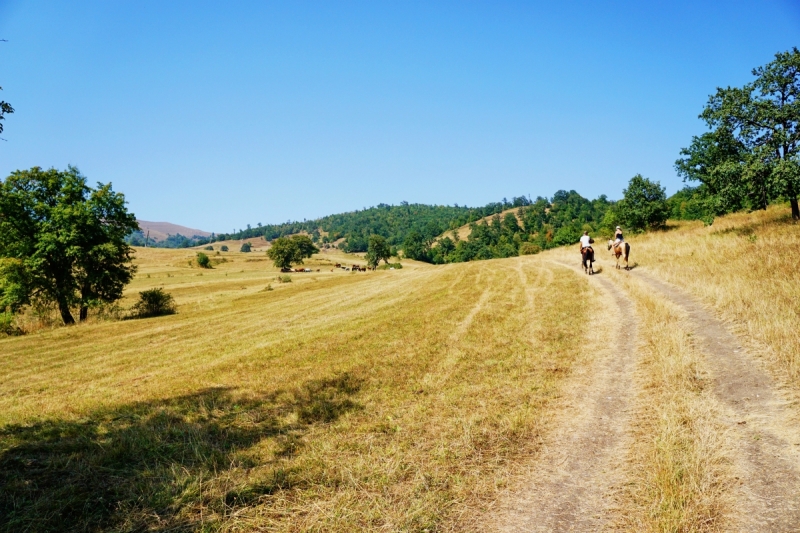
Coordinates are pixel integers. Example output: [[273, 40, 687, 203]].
[[365, 235, 391, 268], [614, 175, 669, 232], [266, 235, 319, 269], [697, 48, 800, 219], [0, 166, 138, 324], [675, 127, 750, 214]]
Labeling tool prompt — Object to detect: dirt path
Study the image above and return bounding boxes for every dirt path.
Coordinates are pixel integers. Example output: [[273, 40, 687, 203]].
[[633, 270, 800, 532], [486, 261, 639, 532]]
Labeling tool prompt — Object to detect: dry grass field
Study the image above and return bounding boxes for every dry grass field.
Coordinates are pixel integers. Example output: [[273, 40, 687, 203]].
[[627, 205, 800, 386], [2, 205, 799, 532], [0, 247, 591, 531]]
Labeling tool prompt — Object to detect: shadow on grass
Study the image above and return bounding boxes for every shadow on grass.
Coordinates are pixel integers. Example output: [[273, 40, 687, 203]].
[[0, 373, 361, 533]]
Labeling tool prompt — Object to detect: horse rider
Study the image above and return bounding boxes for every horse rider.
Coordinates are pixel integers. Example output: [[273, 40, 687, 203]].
[[580, 231, 594, 253], [613, 226, 624, 248]]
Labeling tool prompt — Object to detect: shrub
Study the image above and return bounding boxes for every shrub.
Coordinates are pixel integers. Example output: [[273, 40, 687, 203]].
[[519, 242, 541, 255], [377, 262, 403, 270], [204, 245, 214, 251], [220, 245, 229, 252], [129, 288, 176, 318], [240, 242, 252, 253], [0, 311, 21, 336], [278, 275, 292, 283], [196, 252, 211, 268]]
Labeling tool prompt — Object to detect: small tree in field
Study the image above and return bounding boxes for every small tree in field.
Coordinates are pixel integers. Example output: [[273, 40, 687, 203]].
[[366, 235, 391, 268], [614, 174, 669, 232], [220, 245, 229, 252], [266, 235, 319, 269], [240, 242, 252, 253]]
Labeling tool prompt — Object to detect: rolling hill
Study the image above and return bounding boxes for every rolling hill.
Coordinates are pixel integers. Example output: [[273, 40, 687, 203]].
[[136, 220, 212, 242]]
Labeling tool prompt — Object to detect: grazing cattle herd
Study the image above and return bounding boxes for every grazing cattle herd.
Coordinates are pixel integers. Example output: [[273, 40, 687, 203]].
[[330, 263, 371, 272], [280, 263, 374, 273]]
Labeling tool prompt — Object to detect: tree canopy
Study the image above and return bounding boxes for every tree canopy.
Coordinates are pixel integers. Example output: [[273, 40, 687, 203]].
[[0, 166, 138, 324], [266, 235, 319, 270], [366, 235, 391, 268], [424, 190, 613, 264], [613, 175, 669, 232], [679, 48, 800, 219]]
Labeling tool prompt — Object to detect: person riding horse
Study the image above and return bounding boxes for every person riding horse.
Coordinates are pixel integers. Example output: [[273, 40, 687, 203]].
[[608, 226, 631, 269], [580, 231, 594, 274]]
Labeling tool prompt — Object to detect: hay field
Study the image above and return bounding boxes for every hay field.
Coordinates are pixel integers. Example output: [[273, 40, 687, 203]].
[[0, 247, 591, 531]]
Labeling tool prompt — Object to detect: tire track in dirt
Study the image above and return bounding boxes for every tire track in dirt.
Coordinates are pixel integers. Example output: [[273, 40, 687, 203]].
[[634, 271, 800, 532], [486, 261, 638, 532]]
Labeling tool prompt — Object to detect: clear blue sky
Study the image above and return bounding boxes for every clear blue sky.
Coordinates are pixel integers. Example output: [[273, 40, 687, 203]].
[[1, 1, 799, 232]]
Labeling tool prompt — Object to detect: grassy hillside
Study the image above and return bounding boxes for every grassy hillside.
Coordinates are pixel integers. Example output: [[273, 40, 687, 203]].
[[0, 246, 592, 531], [2, 206, 798, 531]]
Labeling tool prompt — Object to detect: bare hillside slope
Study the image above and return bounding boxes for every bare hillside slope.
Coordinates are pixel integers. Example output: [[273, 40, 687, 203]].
[[137, 220, 211, 241]]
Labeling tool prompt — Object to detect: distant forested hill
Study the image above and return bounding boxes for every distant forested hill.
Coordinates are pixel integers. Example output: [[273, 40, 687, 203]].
[[218, 197, 534, 253], [424, 190, 613, 264], [130, 187, 712, 257], [219, 191, 616, 263]]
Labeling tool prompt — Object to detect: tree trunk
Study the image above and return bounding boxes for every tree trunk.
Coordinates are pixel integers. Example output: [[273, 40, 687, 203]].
[[58, 299, 75, 325], [79, 306, 88, 322], [791, 197, 800, 220]]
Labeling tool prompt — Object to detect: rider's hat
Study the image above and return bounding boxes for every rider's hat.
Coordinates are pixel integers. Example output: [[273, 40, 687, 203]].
[[616, 226, 621, 229]]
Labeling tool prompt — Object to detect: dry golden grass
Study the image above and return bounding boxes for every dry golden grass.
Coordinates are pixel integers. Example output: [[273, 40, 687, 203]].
[[610, 273, 732, 532], [0, 248, 590, 531], [626, 205, 800, 384]]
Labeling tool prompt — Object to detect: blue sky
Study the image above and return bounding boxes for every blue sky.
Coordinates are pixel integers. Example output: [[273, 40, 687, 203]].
[[1, 1, 799, 232]]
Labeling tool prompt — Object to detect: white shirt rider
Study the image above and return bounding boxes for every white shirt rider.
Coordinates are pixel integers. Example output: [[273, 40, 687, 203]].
[[580, 233, 592, 249]]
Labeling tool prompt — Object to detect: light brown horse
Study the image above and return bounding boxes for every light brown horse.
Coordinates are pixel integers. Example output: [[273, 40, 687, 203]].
[[607, 240, 631, 270]]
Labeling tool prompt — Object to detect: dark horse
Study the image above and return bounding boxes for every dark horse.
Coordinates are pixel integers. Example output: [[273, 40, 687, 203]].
[[581, 246, 594, 275]]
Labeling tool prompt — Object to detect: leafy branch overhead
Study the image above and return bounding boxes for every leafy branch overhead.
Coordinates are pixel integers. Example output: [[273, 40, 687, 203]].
[[0, 40, 12, 136], [0, 91, 12, 135]]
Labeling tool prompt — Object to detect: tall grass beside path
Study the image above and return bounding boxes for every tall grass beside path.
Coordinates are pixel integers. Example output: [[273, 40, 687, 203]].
[[628, 205, 800, 384]]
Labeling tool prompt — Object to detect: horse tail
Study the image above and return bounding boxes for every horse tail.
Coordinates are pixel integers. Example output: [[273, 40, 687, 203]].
[[624, 243, 630, 261]]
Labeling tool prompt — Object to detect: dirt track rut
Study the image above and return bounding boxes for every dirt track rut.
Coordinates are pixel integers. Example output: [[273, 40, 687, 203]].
[[635, 271, 800, 532], [488, 256, 800, 532], [488, 262, 638, 531]]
